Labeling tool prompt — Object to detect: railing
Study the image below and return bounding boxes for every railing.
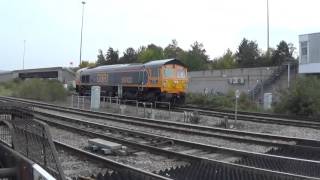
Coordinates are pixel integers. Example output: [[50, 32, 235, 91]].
[[71, 95, 173, 120], [0, 102, 65, 180], [249, 64, 288, 100]]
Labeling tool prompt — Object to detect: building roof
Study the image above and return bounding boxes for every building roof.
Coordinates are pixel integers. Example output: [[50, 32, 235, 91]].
[[299, 32, 320, 37]]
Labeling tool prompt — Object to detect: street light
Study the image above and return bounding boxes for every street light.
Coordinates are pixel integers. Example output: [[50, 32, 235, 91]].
[[267, 0, 269, 52], [79, 1, 86, 66], [22, 40, 26, 70]]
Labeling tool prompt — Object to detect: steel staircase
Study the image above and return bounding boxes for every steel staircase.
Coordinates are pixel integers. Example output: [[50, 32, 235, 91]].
[[249, 64, 288, 100]]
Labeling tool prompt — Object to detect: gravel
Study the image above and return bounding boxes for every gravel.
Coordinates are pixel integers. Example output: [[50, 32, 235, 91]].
[[50, 126, 189, 173], [89, 104, 320, 141], [39, 108, 273, 153], [228, 119, 320, 140], [57, 148, 110, 178]]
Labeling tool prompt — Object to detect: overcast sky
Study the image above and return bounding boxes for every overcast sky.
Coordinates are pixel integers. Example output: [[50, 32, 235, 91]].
[[1, 0, 319, 70]]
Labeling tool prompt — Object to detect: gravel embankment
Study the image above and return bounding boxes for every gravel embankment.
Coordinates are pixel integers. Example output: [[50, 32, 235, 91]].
[[50, 127, 188, 173], [39, 108, 273, 153], [57, 148, 110, 178]]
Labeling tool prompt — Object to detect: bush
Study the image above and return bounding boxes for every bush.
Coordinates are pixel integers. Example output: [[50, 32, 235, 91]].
[[186, 93, 233, 108], [186, 91, 256, 111], [0, 79, 67, 102], [274, 76, 320, 117]]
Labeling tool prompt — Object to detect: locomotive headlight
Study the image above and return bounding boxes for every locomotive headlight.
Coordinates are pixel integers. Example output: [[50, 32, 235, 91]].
[[163, 80, 167, 86]]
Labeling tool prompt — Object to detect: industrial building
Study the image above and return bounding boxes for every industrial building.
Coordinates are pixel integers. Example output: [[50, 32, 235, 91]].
[[299, 32, 320, 74], [0, 67, 76, 85]]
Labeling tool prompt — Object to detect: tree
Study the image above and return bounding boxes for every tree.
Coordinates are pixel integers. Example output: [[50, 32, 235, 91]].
[[181, 41, 209, 71], [236, 38, 260, 67], [105, 47, 119, 65], [119, 47, 138, 64], [79, 61, 96, 68], [271, 41, 294, 65], [96, 49, 106, 66], [164, 39, 184, 59], [274, 77, 320, 117], [137, 44, 164, 63], [211, 49, 236, 69]]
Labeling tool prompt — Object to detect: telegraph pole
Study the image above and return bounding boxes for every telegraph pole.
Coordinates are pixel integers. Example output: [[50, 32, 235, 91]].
[[79, 1, 86, 66], [267, 0, 270, 54], [22, 40, 26, 70]]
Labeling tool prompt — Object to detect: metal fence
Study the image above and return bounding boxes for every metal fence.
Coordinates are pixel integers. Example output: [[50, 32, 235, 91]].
[[0, 102, 65, 180], [71, 95, 173, 120], [0, 119, 13, 147]]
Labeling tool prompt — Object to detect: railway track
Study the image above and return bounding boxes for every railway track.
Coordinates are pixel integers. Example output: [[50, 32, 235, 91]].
[[37, 113, 320, 179], [176, 105, 320, 128], [2, 96, 320, 149], [54, 139, 171, 180], [2, 96, 320, 179], [182, 105, 318, 121]]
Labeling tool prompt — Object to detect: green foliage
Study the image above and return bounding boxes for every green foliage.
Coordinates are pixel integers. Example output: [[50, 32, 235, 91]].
[[181, 42, 209, 71], [210, 49, 236, 69], [164, 39, 184, 59], [186, 93, 233, 108], [96, 49, 106, 66], [271, 40, 295, 65], [274, 76, 320, 117], [106, 47, 119, 64], [79, 60, 96, 68], [119, 47, 138, 64], [186, 91, 257, 111], [137, 44, 164, 63], [0, 79, 67, 102], [236, 38, 260, 67], [94, 38, 296, 70], [0, 86, 12, 96]]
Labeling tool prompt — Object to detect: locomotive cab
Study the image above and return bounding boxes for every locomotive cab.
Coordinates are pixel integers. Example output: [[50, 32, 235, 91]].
[[161, 64, 188, 103], [144, 59, 188, 104]]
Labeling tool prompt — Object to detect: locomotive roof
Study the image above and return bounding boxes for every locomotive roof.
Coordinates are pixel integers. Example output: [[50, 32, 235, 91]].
[[81, 64, 144, 74], [144, 58, 186, 67], [80, 59, 185, 74]]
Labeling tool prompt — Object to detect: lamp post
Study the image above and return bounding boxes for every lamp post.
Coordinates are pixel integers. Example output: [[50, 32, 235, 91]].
[[267, 0, 270, 54], [79, 1, 86, 66], [22, 40, 26, 70]]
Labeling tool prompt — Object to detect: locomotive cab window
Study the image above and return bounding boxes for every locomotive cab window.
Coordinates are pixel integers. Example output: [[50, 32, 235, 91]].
[[151, 68, 159, 77], [81, 75, 90, 83], [177, 69, 186, 78], [164, 68, 174, 77]]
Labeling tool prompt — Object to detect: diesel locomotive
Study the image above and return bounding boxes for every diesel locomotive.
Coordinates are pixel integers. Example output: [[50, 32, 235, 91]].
[[76, 59, 188, 104]]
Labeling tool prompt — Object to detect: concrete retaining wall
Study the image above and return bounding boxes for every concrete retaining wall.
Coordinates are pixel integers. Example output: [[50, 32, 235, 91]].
[[187, 66, 278, 94]]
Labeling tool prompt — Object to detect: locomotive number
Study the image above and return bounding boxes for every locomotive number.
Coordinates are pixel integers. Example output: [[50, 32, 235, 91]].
[[121, 77, 133, 84], [97, 73, 107, 83]]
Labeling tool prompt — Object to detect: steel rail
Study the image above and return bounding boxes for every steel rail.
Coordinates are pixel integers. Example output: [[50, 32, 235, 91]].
[[176, 106, 320, 129], [54, 140, 172, 180], [39, 116, 320, 180], [1, 96, 320, 149], [2, 97, 320, 178], [2, 96, 320, 158], [34, 111, 320, 178], [181, 104, 318, 122]]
